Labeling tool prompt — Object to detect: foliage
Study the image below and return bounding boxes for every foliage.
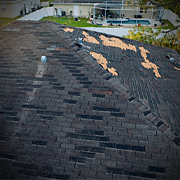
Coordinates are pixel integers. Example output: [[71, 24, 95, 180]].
[[135, 0, 180, 53], [156, 19, 176, 30], [124, 25, 180, 53], [40, 16, 107, 27], [126, 1, 131, 6], [137, 0, 180, 18]]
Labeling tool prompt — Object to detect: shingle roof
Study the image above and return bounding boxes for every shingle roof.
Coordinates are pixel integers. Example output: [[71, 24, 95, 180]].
[[0, 20, 180, 179], [60, 23, 180, 137]]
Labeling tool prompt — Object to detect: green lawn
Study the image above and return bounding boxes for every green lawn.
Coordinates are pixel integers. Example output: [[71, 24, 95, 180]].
[[1, 15, 176, 30], [0, 16, 22, 27], [155, 19, 176, 30], [40, 16, 106, 28]]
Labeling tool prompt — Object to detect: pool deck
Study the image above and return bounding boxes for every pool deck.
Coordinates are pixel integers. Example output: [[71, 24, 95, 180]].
[[92, 18, 161, 27]]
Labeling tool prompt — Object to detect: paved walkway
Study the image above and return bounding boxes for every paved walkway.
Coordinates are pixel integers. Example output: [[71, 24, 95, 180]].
[[0, 21, 180, 179]]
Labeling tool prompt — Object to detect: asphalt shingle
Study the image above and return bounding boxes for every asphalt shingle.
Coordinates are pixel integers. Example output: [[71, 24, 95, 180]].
[[0, 20, 180, 179], [59, 23, 180, 137]]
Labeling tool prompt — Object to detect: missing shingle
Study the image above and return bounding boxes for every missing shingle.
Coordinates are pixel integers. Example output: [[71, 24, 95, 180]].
[[69, 156, 85, 163], [148, 166, 166, 173], [111, 113, 125, 117], [40, 116, 54, 120], [6, 117, 19, 121], [69, 70, 81, 73], [88, 88, 113, 95], [80, 151, 95, 158], [49, 82, 61, 86], [157, 121, 165, 128], [52, 86, 65, 90], [37, 110, 63, 116], [74, 43, 82, 47], [32, 141, 47, 146], [16, 133, 30, 137], [100, 143, 145, 152], [68, 91, 80, 96], [107, 167, 156, 179], [76, 77, 88, 81], [0, 136, 7, 141], [75, 114, 103, 120], [92, 94, 105, 98], [174, 137, 180, 145], [128, 96, 136, 102], [0, 153, 16, 160], [93, 107, 120, 112], [43, 75, 55, 78], [22, 105, 47, 110], [75, 146, 105, 153], [62, 63, 83, 67], [72, 73, 84, 77], [63, 99, 77, 104], [106, 74, 112, 80], [75, 129, 104, 136], [67, 133, 109, 141], [80, 81, 92, 85], [143, 110, 151, 116], [164, 55, 170, 59]]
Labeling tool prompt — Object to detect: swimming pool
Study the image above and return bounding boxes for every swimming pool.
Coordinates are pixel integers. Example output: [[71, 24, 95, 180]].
[[107, 19, 151, 25]]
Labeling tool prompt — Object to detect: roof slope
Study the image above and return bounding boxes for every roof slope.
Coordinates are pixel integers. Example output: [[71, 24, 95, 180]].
[[61, 24, 180, 137], [0, 20, 180, 179]]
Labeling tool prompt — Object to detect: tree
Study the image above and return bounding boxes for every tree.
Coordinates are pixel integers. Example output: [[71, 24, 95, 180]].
[[124, 25, 180, 53], [125, 0, 180, 53], [138, 0, 180, 21]]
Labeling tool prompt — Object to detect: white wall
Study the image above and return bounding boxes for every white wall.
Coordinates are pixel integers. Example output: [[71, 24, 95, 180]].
[[0, 3, 13, 18], [0, 0, 41, 18], [18, 7, 53, 21], [53, 4, 93, 17], [163, 9, 180, 27]]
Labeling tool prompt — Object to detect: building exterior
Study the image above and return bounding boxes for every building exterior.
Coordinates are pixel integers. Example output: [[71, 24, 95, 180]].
[[0, 0, 41, 18], [93, 1, 158, 20], [52, 0, 105, 17], [52, 0, 162, 22]]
